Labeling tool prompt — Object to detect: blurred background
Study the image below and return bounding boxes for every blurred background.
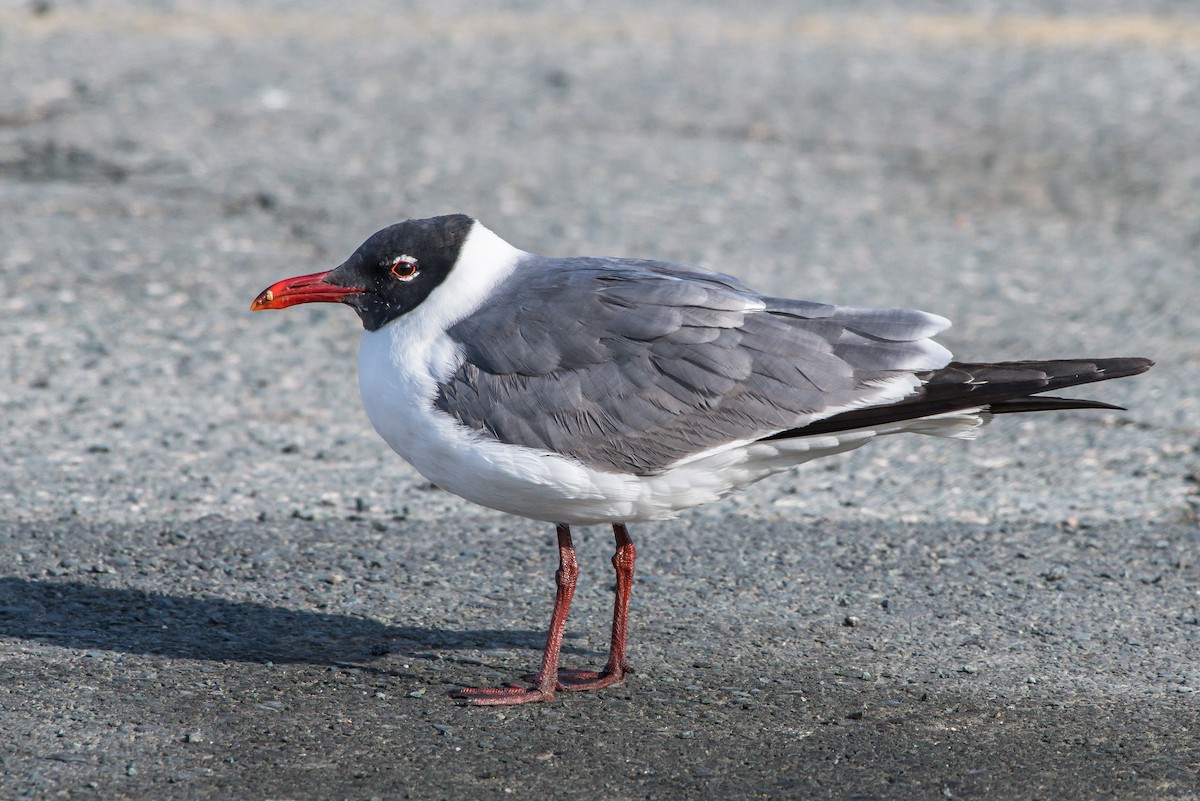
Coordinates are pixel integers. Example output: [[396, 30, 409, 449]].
[[2, 0, 1195, 526]]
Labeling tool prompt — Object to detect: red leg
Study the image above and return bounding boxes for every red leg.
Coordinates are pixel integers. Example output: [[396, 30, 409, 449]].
[[454, 524, 579, 706], [560, 522, 636, 691]]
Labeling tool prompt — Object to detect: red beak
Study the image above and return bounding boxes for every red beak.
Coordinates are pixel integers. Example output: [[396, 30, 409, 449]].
[[250, 270, 364, 311]]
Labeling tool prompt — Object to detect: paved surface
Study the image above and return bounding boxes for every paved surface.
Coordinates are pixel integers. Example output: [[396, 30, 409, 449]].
[[2, 2, 1199, 799]]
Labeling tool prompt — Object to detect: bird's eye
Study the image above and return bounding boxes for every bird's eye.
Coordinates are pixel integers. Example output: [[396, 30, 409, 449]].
[[389, 255, 419, 281]]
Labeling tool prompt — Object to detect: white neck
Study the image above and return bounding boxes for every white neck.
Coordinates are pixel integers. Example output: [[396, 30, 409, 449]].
[[409, 219, 527, 333]]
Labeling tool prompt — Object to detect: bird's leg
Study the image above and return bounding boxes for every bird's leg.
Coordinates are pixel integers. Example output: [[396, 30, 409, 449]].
[[559, 522, 636, 691], [453, 523, 578, 705]]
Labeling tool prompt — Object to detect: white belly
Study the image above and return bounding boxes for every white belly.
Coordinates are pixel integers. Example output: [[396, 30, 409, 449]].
[[356, 318, 985, 526], [356, 322, 862, 525]]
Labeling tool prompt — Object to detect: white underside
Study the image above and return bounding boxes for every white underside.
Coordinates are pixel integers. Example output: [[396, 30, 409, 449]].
[[358, 220, 985, 526], [362, 325, 988, 525]]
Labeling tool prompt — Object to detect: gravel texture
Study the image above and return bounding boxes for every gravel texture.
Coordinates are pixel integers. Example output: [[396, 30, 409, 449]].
[[2, 2, 1198, 799]]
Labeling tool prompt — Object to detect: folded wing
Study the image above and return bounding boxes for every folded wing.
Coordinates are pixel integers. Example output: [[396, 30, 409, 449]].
[[435, 256, 954, 475]]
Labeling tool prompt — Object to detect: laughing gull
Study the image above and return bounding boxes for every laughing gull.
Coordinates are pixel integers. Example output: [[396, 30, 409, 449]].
[[251, 214, 1152, 705]]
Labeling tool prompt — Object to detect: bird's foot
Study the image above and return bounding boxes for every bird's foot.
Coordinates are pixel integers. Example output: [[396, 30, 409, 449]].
[[452, 661, 632, 704], [557, 662, 632, 693], [451, 684, 555, 706]]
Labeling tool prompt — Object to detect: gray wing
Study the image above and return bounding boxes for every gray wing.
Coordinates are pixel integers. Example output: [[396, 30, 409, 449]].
[[435, 255, 951, 475]]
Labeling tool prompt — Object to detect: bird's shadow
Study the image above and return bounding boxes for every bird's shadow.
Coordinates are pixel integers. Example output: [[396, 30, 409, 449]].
[[0, 576, 583, 670]]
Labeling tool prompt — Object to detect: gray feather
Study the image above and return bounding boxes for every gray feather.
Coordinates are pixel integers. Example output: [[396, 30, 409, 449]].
[[435, 255, 952, 474]]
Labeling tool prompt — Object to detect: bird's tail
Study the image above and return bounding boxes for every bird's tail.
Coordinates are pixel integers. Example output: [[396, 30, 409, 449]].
[[767, 357, 1153, 439]]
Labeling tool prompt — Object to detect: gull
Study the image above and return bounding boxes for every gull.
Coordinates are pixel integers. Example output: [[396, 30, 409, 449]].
[[252, 214, 1152, 705]]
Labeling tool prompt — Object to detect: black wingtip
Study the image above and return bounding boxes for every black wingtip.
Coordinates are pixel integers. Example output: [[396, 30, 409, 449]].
[[988, 396, 1129, 415], [1098, 357, 1154, 378], [764, 355, 1152, 440]]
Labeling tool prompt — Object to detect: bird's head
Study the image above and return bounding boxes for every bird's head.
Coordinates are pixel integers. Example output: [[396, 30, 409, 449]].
[[251, 214, 476, 331]]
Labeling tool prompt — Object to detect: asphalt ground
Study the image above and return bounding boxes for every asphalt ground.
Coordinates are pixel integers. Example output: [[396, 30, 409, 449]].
[[1, 2, 1199, 799]]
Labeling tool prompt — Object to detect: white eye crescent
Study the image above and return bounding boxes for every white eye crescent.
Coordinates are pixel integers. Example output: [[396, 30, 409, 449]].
[[390, 255, 419, 281]]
